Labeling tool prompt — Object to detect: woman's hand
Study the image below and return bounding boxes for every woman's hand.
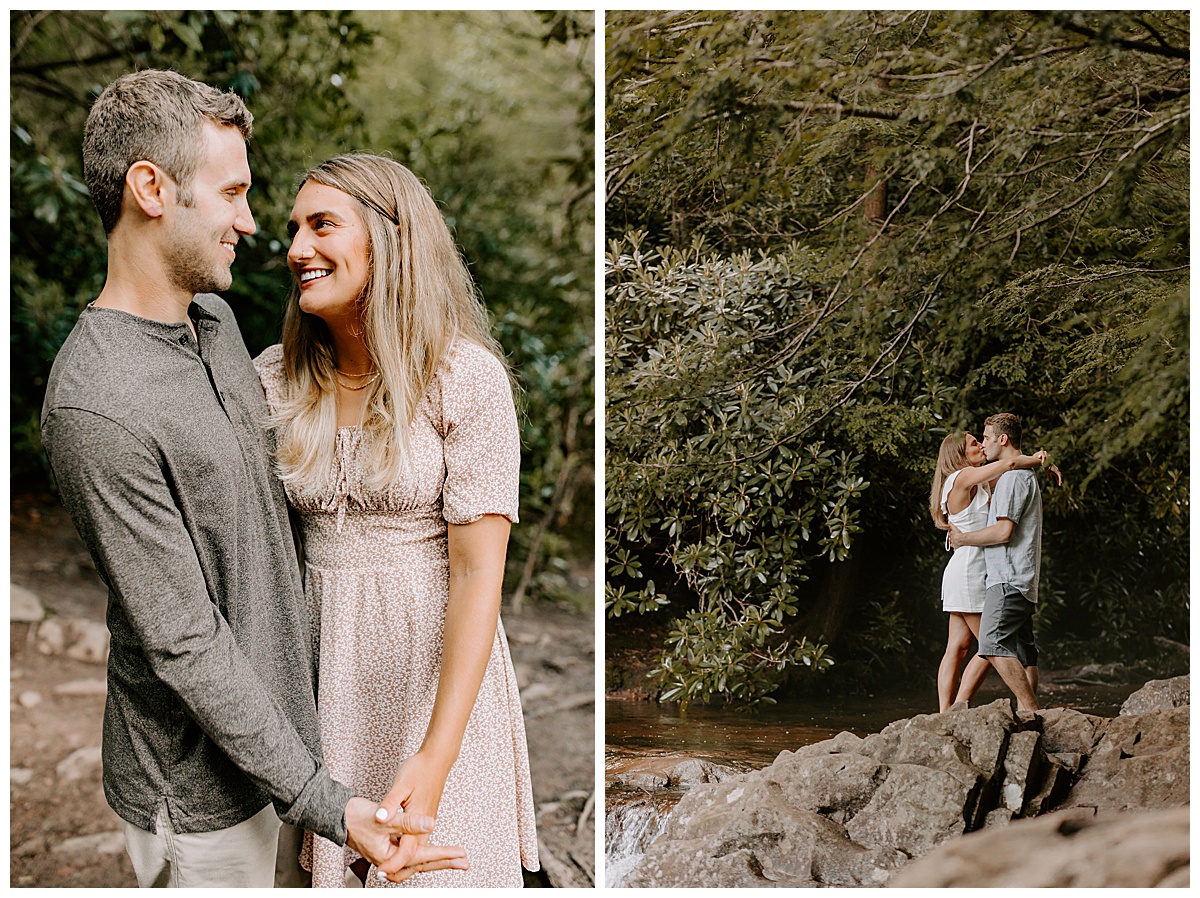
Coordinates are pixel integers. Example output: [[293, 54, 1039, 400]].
[[345, 795, 466, 884], [372, 752, 464, 883], [379, 750, 451, 827], [1028, 449, 1063, 486], [1014, 450, 1048, 470]]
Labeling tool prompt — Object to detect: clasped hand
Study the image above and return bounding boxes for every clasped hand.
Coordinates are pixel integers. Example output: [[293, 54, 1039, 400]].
[[370, 751, 462, 884], [344, 793, 467, 884]]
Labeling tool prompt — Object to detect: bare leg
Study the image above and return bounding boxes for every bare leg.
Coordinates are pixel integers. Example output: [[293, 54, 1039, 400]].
[[937, 613, 973, 712], [955, 655, 991, 705], [985, 654, 1039, 711], [1025, 665, 1039, 697], [952, 613, 989, 705]]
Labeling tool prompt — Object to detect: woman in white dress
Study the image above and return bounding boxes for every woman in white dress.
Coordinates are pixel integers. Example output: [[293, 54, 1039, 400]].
[[929, 431, 1049, 711]]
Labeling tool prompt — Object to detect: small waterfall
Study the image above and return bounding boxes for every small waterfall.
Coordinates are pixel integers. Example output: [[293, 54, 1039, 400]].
[[604, 790, 681, 887]]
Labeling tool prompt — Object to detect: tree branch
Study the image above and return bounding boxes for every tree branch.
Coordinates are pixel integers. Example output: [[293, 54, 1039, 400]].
[[1049, 16, 1189, 60]]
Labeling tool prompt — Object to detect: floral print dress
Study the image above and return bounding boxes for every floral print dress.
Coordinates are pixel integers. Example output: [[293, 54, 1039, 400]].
[[255, 339, 538, 888]]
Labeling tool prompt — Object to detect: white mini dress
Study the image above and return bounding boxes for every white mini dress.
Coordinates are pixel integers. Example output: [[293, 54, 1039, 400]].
[[940, 469, 990, 614]]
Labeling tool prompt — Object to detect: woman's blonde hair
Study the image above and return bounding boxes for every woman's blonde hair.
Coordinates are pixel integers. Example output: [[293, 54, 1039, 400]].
[[272, 153, 506, 492], [929, 432, 971, 531]]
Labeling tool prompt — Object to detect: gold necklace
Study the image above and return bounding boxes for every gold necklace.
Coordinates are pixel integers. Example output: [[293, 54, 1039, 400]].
[[335, 367, 376, 378], [334, 371, 379, 392]]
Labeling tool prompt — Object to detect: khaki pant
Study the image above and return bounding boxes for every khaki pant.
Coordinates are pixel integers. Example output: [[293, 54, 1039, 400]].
[[123, 802, 311, 888]]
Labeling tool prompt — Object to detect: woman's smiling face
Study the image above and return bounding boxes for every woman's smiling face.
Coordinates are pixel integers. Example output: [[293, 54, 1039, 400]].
[[287, 180, 371, 326]]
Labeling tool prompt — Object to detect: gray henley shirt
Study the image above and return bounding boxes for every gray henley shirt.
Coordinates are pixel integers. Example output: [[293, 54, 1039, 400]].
[[41, 295, 354, 841]]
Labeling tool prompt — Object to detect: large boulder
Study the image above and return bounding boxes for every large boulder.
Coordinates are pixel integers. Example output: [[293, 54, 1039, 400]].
[[887, 806, 1189, 887], [1058, 705, 1189, 811], [844, 762, 976, 856], [1120, 674, 1189, 715], [625, 772, 905, 887]]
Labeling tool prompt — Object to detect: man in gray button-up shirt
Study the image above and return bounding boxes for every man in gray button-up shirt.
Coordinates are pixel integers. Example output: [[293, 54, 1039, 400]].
[[41, 70, 466, 887]]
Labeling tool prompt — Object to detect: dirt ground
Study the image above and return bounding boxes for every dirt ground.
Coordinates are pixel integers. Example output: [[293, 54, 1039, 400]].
[[9, 495, 595, 888]]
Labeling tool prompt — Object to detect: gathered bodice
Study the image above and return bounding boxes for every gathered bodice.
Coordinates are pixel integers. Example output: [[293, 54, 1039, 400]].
[[253, 339, 520, 537], [290, 421, 447, 533]]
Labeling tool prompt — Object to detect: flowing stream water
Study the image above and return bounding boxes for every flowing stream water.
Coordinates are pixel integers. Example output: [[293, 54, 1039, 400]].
[[604, 679, 1135, 886]]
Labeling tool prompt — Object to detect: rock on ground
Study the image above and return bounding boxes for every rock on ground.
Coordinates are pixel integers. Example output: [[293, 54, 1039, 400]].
[[17, 690, 43, 708], [35, 616, 110, 664], [1057, 705, 1190, 812], [55, 746, 104, 782], [52, 831, 128, 857], [11, 584, 45, 622], [1120, 674, 1189, 715], [608, 755, 737, 792], [54, 678, 108, 696], [887, 806, 1189, 887], [623, 691, 1189, 888]]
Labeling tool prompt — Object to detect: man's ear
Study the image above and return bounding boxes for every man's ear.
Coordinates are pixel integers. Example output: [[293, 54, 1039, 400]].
[[124, 161, 174, 220]]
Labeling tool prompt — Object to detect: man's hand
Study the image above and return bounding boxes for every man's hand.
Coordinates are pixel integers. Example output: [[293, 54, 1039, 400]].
[[343, 797, 467, 879], [952, 518, 1015, 549]]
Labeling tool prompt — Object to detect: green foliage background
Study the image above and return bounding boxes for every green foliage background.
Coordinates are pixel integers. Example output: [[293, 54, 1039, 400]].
[[11, 10, 595, 606], [605, 10, 1188, 705]]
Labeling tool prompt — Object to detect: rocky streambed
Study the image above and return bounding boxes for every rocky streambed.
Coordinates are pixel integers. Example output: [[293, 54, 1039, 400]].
[[608, 676, 1189, 888]]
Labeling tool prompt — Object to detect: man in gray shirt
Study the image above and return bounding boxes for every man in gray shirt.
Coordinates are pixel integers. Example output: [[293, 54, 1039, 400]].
[[41, 70, 466, 887], [949, 413, 1042, 711]]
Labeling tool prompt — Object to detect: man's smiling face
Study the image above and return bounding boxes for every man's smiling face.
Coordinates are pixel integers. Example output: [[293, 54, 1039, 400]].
[[162, 122, 256, 296]]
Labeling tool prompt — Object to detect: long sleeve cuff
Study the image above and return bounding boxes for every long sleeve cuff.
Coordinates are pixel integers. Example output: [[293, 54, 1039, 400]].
[[277, 764, 356, 846]]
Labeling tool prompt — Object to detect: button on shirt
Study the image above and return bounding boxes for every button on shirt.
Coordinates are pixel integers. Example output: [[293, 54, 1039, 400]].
[[41, 295, 352, 840]]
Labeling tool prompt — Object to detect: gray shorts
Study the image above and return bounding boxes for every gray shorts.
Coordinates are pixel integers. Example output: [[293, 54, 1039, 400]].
[[978, 583, 1038, 667]]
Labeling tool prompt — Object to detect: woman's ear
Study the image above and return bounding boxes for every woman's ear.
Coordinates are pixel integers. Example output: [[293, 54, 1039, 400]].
[[124, 160, 173, 220]]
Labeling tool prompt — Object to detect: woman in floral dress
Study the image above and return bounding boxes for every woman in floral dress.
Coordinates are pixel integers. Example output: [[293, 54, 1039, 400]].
[[255, 154, 538, 887]]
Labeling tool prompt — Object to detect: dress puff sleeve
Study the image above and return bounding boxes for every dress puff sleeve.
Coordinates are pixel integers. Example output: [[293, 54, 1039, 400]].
[[252, 343, 286, 415], [438, 340, 521, 525]]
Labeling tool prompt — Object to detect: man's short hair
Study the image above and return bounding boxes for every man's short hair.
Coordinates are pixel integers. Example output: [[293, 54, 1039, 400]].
[[83, 70, 253, 233], [985, 412, 1023, 449]]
